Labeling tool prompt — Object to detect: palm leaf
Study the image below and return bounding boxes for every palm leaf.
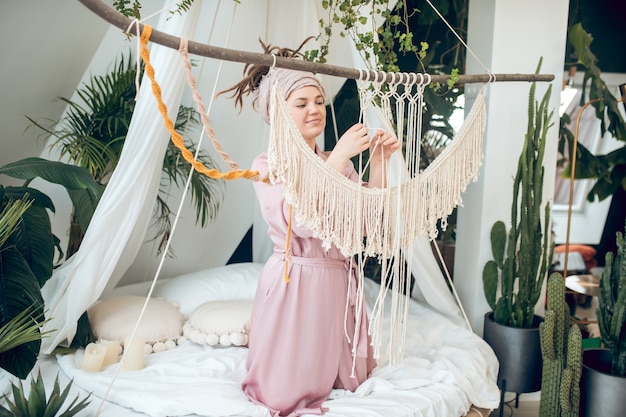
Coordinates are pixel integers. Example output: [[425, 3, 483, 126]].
[[0, 305, 51, 354], [0, 247, 43, 379], [161, 141, 224, 226], [0, 194, 32, 248], [2, 186, 54, 213]]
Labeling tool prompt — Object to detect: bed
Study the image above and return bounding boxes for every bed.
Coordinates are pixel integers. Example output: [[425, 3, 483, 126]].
[[1, 262, 499, 417]]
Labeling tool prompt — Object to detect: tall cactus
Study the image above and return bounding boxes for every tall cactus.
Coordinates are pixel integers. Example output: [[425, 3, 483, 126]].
[[482, 58, 555, 328], [597, 220, 626, 377], [539, 273, 582, 417]]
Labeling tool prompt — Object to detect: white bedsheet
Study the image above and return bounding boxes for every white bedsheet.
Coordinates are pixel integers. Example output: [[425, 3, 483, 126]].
[[2, 269, 499, 417]]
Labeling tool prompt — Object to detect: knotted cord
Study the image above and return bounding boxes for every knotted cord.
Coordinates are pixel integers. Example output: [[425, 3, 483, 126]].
[[138, 25, 262, 181]]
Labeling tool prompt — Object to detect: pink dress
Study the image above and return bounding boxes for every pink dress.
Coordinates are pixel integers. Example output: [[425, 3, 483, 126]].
[[242, 151, 376, 417]]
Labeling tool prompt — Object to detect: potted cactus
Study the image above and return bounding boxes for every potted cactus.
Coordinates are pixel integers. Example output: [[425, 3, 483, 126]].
[[482, 59, 555, 399], [538, 272, 582, 417], [580, 221, 626, 417]]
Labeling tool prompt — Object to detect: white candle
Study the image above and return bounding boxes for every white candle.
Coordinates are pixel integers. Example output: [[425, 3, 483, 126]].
[[80, 343, 106, 372], [122, 337, 145, 371], [99, 339, 122, 367]]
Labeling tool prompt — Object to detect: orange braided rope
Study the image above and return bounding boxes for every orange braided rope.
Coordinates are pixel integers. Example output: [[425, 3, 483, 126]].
[[139, 25, 261, 181]]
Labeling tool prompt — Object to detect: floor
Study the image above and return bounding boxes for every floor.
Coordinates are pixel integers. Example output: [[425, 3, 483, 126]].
[[475, 285, 601, 417], [486, 398, 540, 417]]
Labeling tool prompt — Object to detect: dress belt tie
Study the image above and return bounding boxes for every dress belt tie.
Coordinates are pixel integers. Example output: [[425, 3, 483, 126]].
[[271, 253, 369, 358]]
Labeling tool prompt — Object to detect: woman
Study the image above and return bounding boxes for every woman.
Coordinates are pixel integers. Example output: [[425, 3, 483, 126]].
[[219, 45, 400, 417]]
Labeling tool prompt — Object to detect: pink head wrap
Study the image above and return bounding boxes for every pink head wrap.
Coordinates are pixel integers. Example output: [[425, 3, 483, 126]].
[[253, 67, 326, 124]]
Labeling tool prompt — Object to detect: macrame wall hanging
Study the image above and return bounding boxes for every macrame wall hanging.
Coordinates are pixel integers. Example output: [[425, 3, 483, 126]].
[[78, 0, 555, 367], [267, 74, 486, 361]]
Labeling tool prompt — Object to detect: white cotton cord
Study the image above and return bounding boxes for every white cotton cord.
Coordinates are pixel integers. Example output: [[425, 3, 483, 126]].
[[263, 0, 271, 45], [125, 2, 182, 102], [424, 0, 494, 79], [431, 240, 473, 332], [125, 19, 142, 101], [270, 82, 486, 253]]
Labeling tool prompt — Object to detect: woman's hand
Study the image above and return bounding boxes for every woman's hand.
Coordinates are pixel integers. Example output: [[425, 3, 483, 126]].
[[326, 123, 371, 173], [369, 129, 400, 165], [368, 129, 400, 189]]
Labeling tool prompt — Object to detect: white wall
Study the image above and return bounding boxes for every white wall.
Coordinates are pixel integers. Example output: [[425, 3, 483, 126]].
[[0, 1, 108, 174]]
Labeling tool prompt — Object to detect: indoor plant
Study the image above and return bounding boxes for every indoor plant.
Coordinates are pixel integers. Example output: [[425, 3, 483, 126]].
[[538, 272, 582, 417], [0, 160, 102, 379], [482, 59, 555, 397], [580, 220, 626, 417], [0, 163, 98, 414], [27, 52, 223, 258]]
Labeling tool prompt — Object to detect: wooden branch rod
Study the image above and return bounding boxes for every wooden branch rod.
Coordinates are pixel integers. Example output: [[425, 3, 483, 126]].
[[79, 0, 555, 85]]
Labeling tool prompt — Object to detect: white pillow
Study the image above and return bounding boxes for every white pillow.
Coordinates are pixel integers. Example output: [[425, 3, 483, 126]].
[[106, 263, 263, 317], [88, 295, 185, 351], [183, 300, 254, 347]]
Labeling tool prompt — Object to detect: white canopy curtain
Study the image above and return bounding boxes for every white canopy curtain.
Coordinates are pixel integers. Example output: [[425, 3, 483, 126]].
[[41, 0, 466, 354], [40, 1, 202, 354]]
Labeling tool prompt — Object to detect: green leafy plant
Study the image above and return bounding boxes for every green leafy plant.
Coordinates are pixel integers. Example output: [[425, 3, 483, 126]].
[[319, 1, 467, 167], [482, 59, 556, 328], [0, 190, 54, 379], [539, 273, 582, 417], [0, 371, 90, 417], [308, 0, 427, 72], [559, 23, 626, 202], [27, 52, 224, 257], [0, 306, 52, 358], [597, 220, 626, 377], [0, 158, 102, 378]]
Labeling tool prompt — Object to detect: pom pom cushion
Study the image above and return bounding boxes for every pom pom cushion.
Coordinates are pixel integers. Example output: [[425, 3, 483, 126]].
[[88, 295, 185, 344], [183, 300, 254, 347]]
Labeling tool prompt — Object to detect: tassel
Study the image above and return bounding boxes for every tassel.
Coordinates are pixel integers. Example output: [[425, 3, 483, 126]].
[[283, 204, 293, 283]]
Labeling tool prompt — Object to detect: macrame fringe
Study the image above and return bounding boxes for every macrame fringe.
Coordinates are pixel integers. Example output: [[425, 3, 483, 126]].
[[267, 80, 486, 365], [268, 82, 486, 257]]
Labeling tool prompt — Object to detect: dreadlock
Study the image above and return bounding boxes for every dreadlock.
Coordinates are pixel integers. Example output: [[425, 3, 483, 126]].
[[216, 37, 315, 111]]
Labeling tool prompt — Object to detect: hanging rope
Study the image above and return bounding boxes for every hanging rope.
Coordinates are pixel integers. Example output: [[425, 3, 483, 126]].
[[178, 37, 246, 172], [138, 25, 262, 181]]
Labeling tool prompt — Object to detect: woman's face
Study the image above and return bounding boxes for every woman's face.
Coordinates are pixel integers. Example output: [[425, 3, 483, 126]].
[[286, 85, 326, 147]]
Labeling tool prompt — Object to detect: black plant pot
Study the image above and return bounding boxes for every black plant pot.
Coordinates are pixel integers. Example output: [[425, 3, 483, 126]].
[[580, 348, 626, 417], [482, 312, 543, 394]]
